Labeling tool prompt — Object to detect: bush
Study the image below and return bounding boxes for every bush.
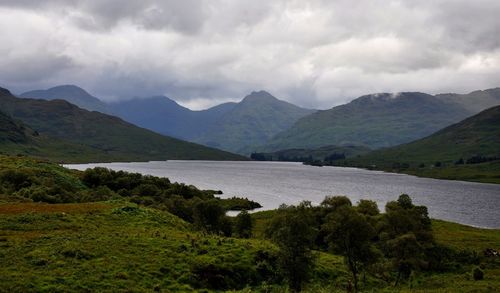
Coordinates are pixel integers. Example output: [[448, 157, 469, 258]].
[[235, 210, 253, 238]]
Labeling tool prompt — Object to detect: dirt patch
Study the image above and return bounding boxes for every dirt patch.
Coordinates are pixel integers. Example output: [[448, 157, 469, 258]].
[[0, 202, 111, 215]]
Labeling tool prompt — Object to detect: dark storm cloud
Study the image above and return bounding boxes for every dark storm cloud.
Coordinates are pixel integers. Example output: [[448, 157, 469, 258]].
[[0, 1, 499, 109]]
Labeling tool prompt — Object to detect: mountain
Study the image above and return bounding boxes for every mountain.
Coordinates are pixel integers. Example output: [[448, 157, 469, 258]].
[[0, 110, 28, 144], [436, 88, 500, 113], [28, 86, 313, 155], [110, 96, 237, 140], [263, 92, 473, 151], [341, 105, 500, 183], [110, 90, 314, 154], [0, 95, 108, 161], [0, 87, 245, 162], [193, 91, 315, 154], [347, 105, 500, 166], [21, 85, 110, 113]]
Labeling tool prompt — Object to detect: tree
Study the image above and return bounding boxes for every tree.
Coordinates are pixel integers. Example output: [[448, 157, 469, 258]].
[[321, 195, 352, 211], [324, 206, 379, 292], [356, 199, 380, 216], [380, 195, 434, 283], [386, 233, 424, 285], [235, 210, 253, 238], [265, 202, 317, 292], [193, 200, 227, 234]]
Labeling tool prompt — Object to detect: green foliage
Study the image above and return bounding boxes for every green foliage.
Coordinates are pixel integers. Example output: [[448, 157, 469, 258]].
[[320, 195, 352, 211], [193, 199, 230, 235], [356, 199, 380, 216], [235, 210, 253, 238], [0, 156, 260, 236], [251, 145, 371, 162], [218, 196, 262, 211], [266, 202, 318, 292], [323, 206, 380, 291]]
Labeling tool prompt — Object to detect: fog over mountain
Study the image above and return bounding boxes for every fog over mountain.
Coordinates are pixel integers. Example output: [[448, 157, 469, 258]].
[[1, 1, 500, 109]]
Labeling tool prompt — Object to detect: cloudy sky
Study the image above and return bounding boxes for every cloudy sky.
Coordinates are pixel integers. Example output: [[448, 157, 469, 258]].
[[1, 0, 499, 109]]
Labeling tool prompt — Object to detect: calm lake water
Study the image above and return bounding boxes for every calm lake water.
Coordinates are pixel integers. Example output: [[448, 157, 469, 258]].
[[66, 161, 500, 229]]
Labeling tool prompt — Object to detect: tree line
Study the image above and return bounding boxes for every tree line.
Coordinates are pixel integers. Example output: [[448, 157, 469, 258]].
[[263, 194, 480, 292]]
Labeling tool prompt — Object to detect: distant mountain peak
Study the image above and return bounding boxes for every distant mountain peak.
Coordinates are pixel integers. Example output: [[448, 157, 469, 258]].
[[242, 90, 278, 102], [21, 84, 110, 113]]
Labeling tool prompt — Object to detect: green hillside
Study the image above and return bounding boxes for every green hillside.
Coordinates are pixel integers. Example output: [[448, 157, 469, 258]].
[[0, 87, 245, 162], [0, 155, 498, 292], [195, 91, 315, 154], [0, 108, 113, 161], [437, 88, 500, 113], [263, 92, 471, 151], [341, 106, 500, 183]]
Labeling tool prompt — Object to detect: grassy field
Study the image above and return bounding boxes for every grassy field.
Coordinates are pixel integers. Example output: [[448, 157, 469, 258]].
[[0, 154, 498, 292], [0, 202, 498, 292]]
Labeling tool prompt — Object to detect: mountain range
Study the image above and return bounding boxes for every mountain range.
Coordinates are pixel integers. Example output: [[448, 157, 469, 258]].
[[0, 87, 244, 162], [21, 86, 315, 154], [18, 85, 500, 156], [339, 105, 500, 183], [261, 91, 500, 151]]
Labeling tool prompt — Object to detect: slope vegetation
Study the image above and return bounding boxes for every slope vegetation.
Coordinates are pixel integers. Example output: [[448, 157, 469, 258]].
[[0, 87, 244, 162], [342, 105, 500, 183], [264, 92, 472, 151], [194, 91, 315, 154]]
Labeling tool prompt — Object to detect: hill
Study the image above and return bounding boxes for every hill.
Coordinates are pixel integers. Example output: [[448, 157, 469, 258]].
[[0, 100, 110, 161], [436, 88, 500, 113], [263, 92, 473, 151], [194, 91, 315, 154], [341, 105, 500, 183], [0, 155, 498, 292], [110, 96, 237, 140], [21, 85, 110, 113], [0, 87, 245, 162], [24, 86, 313, 154]]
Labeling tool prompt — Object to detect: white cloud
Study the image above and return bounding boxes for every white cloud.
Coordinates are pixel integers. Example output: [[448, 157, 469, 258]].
[[0, 1, 499, 109]]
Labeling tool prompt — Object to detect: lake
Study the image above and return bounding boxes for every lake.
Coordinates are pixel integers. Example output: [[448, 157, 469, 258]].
[[65, 161, 500, 229]]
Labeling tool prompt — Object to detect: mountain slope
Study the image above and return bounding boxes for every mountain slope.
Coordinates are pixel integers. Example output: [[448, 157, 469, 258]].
[[194, 91, 315, 154], [21, 85, 110, 113], [0, 87, 245, 162], [0, 103, 109, 161], [348, 105, 500, 166], [0, 110, 28, 144], [341, 106, 500, 183], [436, 88, 500, 113], [263, 92, 472, 151], [110, 97, 237, 140]]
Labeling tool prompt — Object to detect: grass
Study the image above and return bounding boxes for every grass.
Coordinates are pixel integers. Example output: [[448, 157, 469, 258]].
[[0, 202, 272, 292], [0, 155, 498, 292], [0, 201, 498, 292]]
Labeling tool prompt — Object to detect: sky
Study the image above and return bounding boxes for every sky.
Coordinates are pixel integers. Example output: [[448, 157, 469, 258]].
[[1, 0, 500, 110]]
